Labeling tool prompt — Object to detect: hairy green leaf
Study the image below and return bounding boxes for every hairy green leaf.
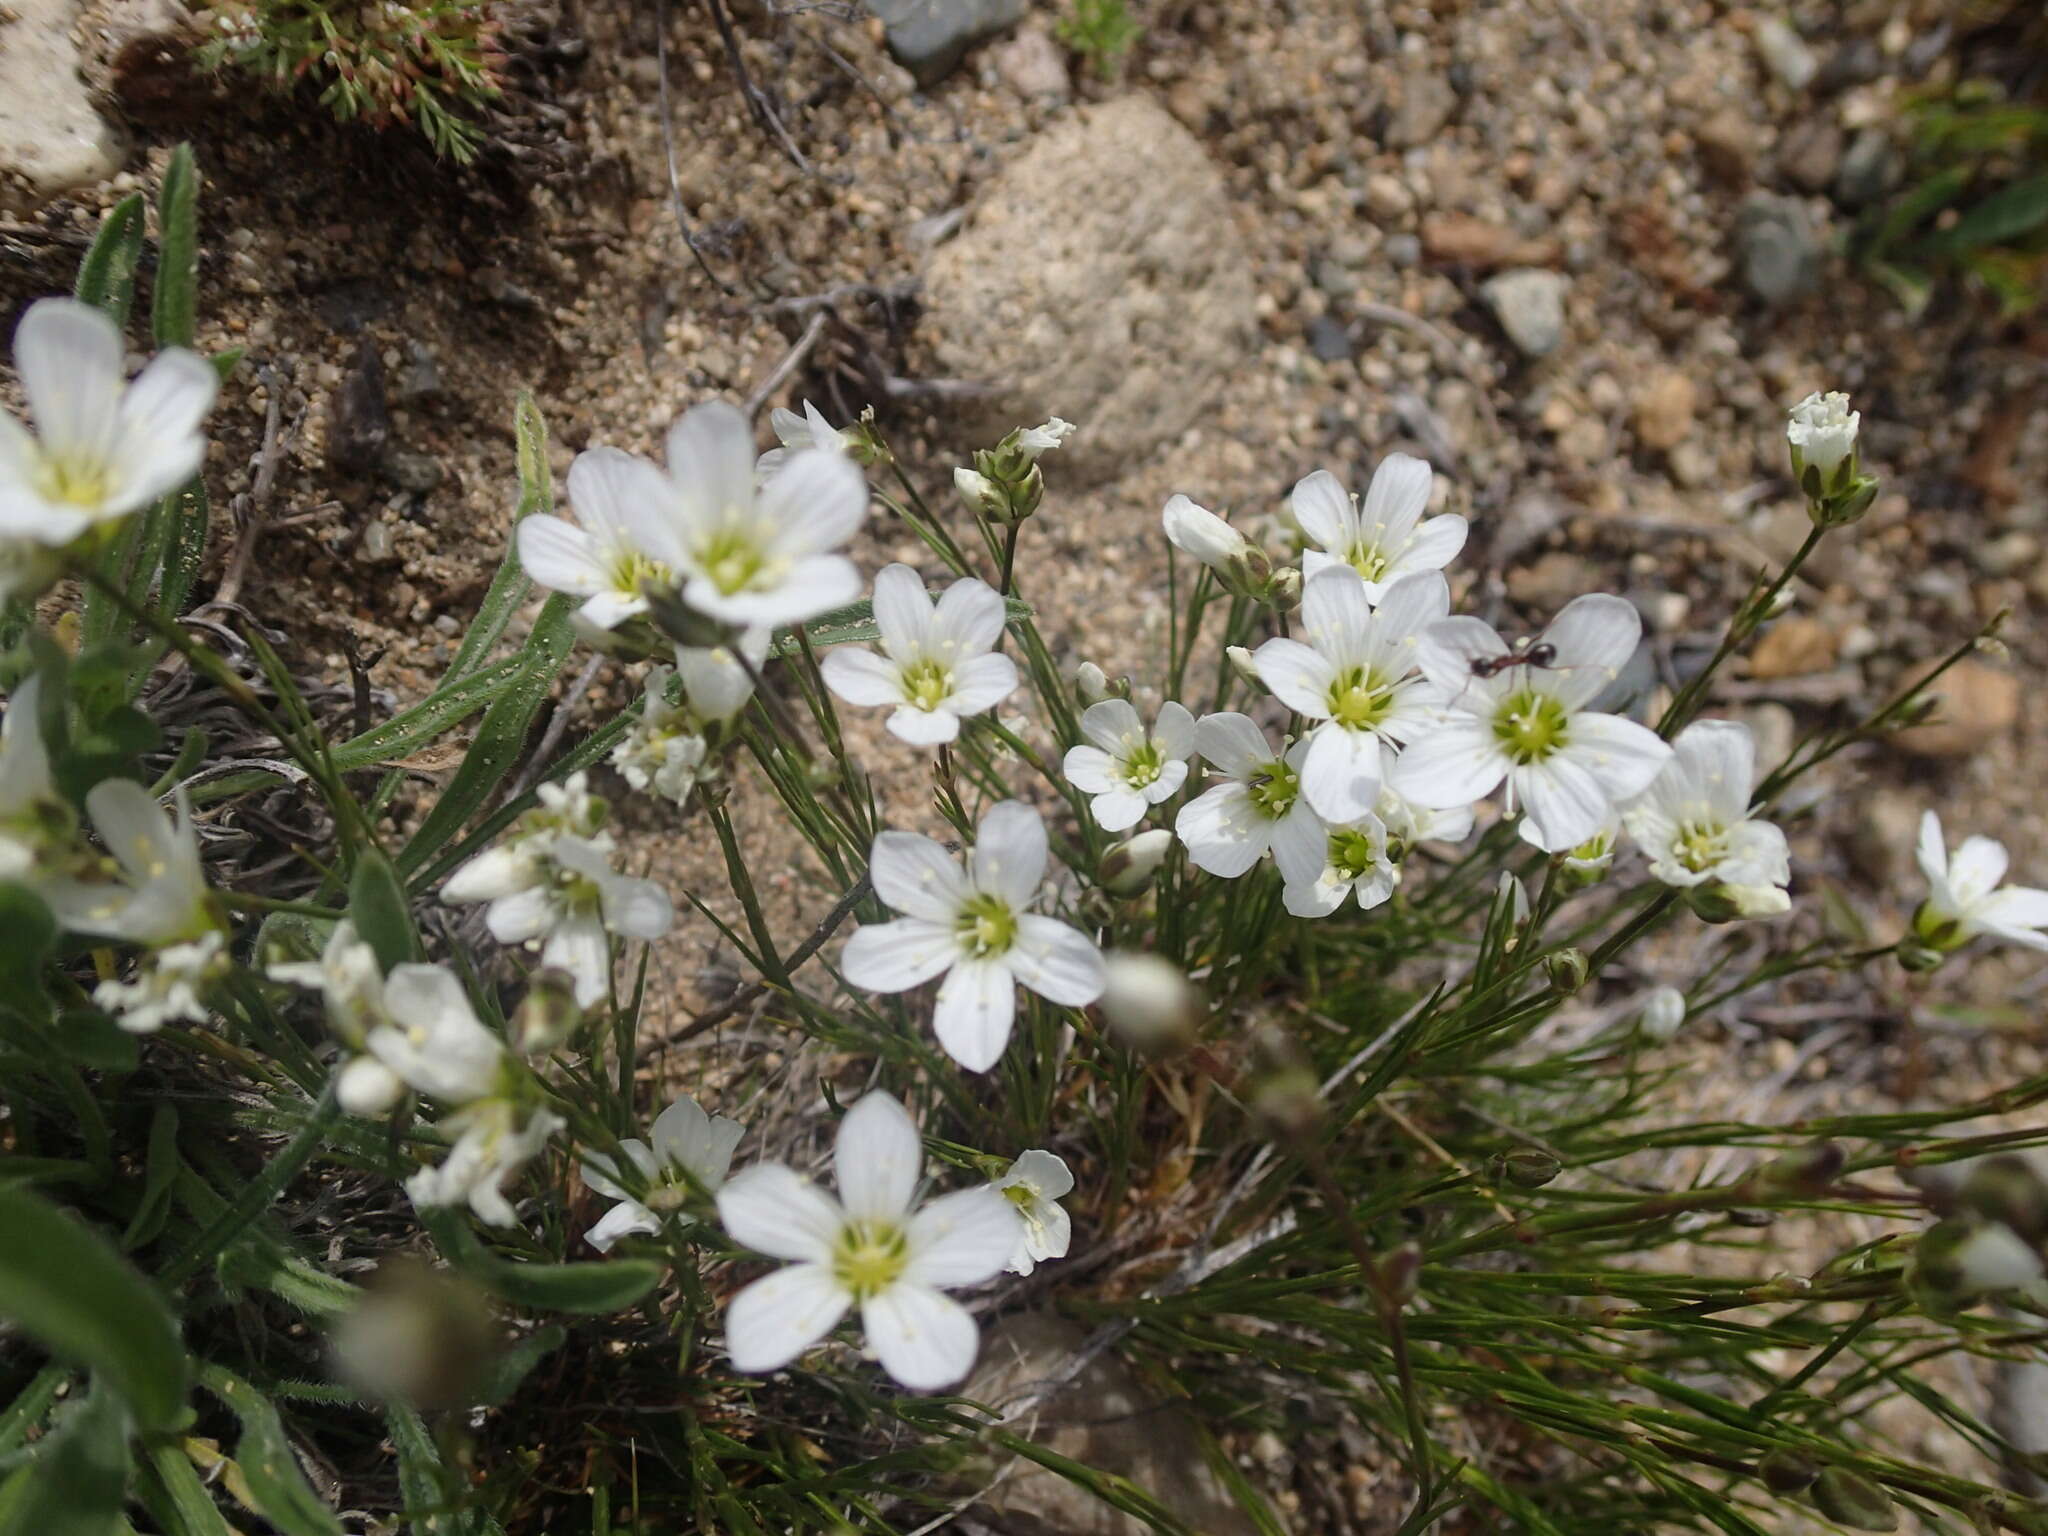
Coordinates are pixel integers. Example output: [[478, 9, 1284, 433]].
[[198, 1368, 344, 1536], [71, 195, 147, 326], [151, 145, 200, 349], [0, 1390, 131, 1536]]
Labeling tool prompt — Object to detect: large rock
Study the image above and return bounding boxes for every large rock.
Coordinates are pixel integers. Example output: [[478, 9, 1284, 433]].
[[870, 0, 1027, 88], [0, 0, 126, 215], [923, 96, 1257, 485]]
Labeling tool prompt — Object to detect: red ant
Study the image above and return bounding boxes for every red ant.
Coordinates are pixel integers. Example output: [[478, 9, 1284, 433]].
[[1468, 640, 1559, 680]]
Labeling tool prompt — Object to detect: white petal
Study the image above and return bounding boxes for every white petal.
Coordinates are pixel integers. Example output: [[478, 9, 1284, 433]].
[[930, 575, 1007, 656], [1415, 616, 1511, 698], [1540, 594, 1642, 709], [1269, 802, 1331, 887], [1974, 887, 2048, 946], [1513, 755, 1614, 852], [841, 917, 958, 992], [1397, 513, 1469, 576], [16, 299, 122, 460], [1362, 572, 1452, 673], [835, 1090, 923, 1222], [1566, 713, 1673, 801], [1284, 873, 1349, 919], [1387, 719, 1507, 808], [1300, 724, 1383, 824], [1008, 1148, 1075, 1200], [1063, 744, 1120, 795], [1289, 469, 1356, 554], [1154, 701, 1198, 760], [1194, 712, 1273, 779], [821, 647, 907, 708], [586, 1201, 661, 1253], [1254, 637, 1338, 718], [904, 1187, 1021, 1287], [1175, 783, 1266, 878], [1950, 835, 2012, 905], [725, 1263, 850, 1373], [106, 348, 217, 510], [717, 1164, 845, 1262], [1006, 915, 1106, 1007], [1088, 787, 1151, 832], [517, 515, 607, 597], [1079, 698, 1144, 755], [443, 845, 533, 904], [869, 831, 970, 922], [1299, 565, 1376, 668], [541, 915, 613, 1007], [664, 401, 757, 533], [862, 1284, 980, 1391], [481, 885, 553, 944], [870, 563, 935, 658], [1360, 452, 1433, 544], [931, 957, 1016, 1072], [601, 873, 674, 939], [756, 448, 869, 557], [1673, 719, 1757, 818], [970, 801, 1048, 909], [1916, 810, 1948, 886], [886, 705, 963, 745], [943, 653, 1018, 717]]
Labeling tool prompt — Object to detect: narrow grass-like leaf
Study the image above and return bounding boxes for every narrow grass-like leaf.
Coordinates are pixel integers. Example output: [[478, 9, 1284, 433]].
[[155, 485, 210, 623], [0, 1390, 131, 1536], [329, 655, 525, 770], [142, 1441, 234, 1536], [71, 194, 147, 326], [348, 848, 421, 970], [151, 145, 200, 349], [424, 1210, 662, 1314], [198, 1368, 345, 1536], [443, 393, 552, 684], [121, 1104, 182, 1251], [1936, 172, 2048, 254], [0, 1189, 186, 1433]]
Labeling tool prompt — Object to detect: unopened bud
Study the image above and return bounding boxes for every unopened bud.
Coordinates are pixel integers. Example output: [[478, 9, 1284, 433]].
[[1758, 1449, 1819, 1494], [1099, 953, 1202, 1053], [329, 1260, 499, 1409], [512, 969, 584, 1055], [1226, 645, 1261, 688], [1810, 1468, 1896, 1532], [954, 466, 1005, 520], [1099, 829, 1173, 896], [1074, 661, 1113, 705], [1264, 565, 1302, 608], [1760, 587, 1797, 621], [1689, 882, 1789, 924], [336, 1055, 404, 1116], [1757, 1140, 1845, 1193], [1545, 948, 1588, 994], [1958, 1155, 2048, 1243], [1638, 986, 1686, 1041], [1895, 936, 1946, 973], [1490, 1148, 1562, 1188]]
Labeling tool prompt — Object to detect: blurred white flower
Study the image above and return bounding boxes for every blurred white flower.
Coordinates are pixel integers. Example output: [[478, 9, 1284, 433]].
[[1623, 721, 1789, 906], [1255, 567, 1447, 823], [581, 1094, 746, 1252], [1391, 595, 1670, 853], [1377, 785, 1474, 851], [1522, 809, 1621, 879], [1786, 391, 1859, 483], [1099, 952, 1202, 1048], [756, 399, 851, 478], [335, 1056, 406, 1117], [1953, 1223, 2045, 1294], [1062, 698, 1196, 832], [841, 801, 1105, 1072], [715, 1091, 1019, 1390], [820, 564, 1018, 746], [1638, 985, 1686, 1041], [516, 447, 681, 631], [407, 1100, 565, 1227], [1285, 814, 1398, 919], [268, 918, 386, 1047], [0, 673, 63, 881], [1292, 454, 1466, 602], [992, 1149, 1074, 1276], [0, 298, 217, 549], [93, 931, 226, 1033], [1173, 713, 1325, 885], [1913, 812, 2048, 953], [1098, 827, 1175, 896], [363, 964, 508, 1104], [40, 780, 213, 946]]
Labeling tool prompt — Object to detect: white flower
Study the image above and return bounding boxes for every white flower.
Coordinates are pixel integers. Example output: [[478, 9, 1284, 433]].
[[268, 919, 386, 1047], [363, 964, 508, 1104], [0, 673, 62, 880], [1073, 661, 1112, 705], [93, 931, 226, 1033], [40, 780, 213, 946], [1522, 809, 1622, 877], [1284, 814, 1398, 919], [992, 1150, 1074, 1276], [756, 399, 852, 478], [335, 1056, 405, 1117], [840, 801, 1106, 1072], [1623, 721, 1790, 905], [1161, 493, 1253, 573], [1376, 785, 1473, 851], [1173, 713, 1326, 884], [516, 447, 682, 631], [1786, 391, 1859, 483], [441, 773, 673, 1008], [1291, 454, 1467, 602], [1061, 698, 1196, 831], [820, 564, 1019, 746], [715, 1091, 1020, 1390], [581, 1094, 746, 1252], [1098, 952, 1201, 1048], [1254, 568, 1448, 823], [0, 298, 218, 548], [1953, 1223, 2045, 1294], [1638, 985, 1686, 1041], [1914, 812, 2048, 953], [407, 1100, 565, 1227], [609, 634, 765, 804], [1014, 418, 1075, 457], [1390, 595, 1671, 853]]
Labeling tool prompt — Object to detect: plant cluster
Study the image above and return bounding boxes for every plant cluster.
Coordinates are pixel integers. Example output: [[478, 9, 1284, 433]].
[[1055, 0, 1143, 83], [5, 148, 2048, 1532]]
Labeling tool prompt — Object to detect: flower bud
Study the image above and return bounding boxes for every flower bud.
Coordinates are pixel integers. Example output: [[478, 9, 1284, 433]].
[[1098, 829, 1173, 896], [1161, 493, 1252, 571], [1787, 390, 1860, 487], [1490, 1148, 1562, 1188], [1265, 566, 1302, 609], [329, 1259, 500, 1409], [1638, 986, 1686, 1041], [1690, 881, 1791, 923], [1951, 1222, 2046, 1294], [1760, 587, 1797, 621], [1226, 645, 1262, 688], [1758, 1449, 1820, 1494], [1074, 661, 1112, 705], [1757, 1140, 1845, 1193], [511, 969, 585, 1056], [1099, 953, 1202, 1053], [1545, 947, 1588, 994], [1809, 1468, 1896, 1532], [954, 466, 1006, 521], [1894, 935, 1947, 973], [336, 1055, 405, 1117], [1012, 418, 1075, 459]]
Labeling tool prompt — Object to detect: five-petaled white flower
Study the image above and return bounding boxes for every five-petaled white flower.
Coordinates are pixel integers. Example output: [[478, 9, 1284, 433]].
[[756, 399, 852, 478], [40, 780, 214, 947], [840, 801, 1106, 1072], [820, 564, 1019, 746], [1523, 808, 1622, 878], [1285, 813, 1399, 919], [1390, 595, 1671, 853], [1623, 720, 1790, 905], [1376, 785, 1474, 853], [1062, 698, 1196, 831], [991, 1149, 1074, 1276], [1173, 713, 1326, 885], [93, 931, 227, 1034], [362, 964, 509, 1105], [1913, 812, 2048, 954], [441, 773, 673, 1008], [1254, 567, 1448, 823], [1291, 454, 1466, 602], [715, 1091, 1020, 1390], [517, 447, 683, 631], [581, 1094, 746, 1252], [407, 1100, 565, 1228], [0, 297, 217, 549], [1786, 391, 1860, 483]]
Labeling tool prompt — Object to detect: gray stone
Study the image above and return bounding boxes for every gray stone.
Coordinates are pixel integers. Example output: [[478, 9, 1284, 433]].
[[993, 26, 1069, 101], [1734, 193, 1820, 307], [1306, 314, 1353, 362], [395, 341, 443, 401], [1833, 128, 1899, 210], [1387, 73, 1456, 149], [869, 0, 1027, 88], [923, 96, 1257, 484], [1383, 232, 1422, 268], [1778, 118, 1843, 194], [1481, 267, 1569, 358], [327, 339, 392, 477], [963, 1314, 1260, 1536], [0, 0, 126, 215], [384, 452, 445, 494], [1754, 17, 1817, 91]]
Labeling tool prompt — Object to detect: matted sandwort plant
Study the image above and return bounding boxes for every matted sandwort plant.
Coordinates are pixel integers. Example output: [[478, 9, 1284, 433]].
[[4, 152, 2048, 1534]]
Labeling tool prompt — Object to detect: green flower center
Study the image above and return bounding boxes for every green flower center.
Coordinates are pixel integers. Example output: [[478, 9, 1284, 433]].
[[1247, 759, 1300, 820], [1344, 541, 1389, 583], [1328, 827, 1383, 881], [956, 893, 1018, 958], [35, 452, 111, 508], [696, 526, 768, 596], [550, 868, 604, 917], [1002, 1182, 1036, 1209], [1119, 739, 1165, 788], [1326, 666, 1395, 731], [832, 1219, 909, 1300], [902, 658, 955, 712], [1493, 689, 1571, 765], [610, 547, 673, 600], [1674, 820, 1728, 874]]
